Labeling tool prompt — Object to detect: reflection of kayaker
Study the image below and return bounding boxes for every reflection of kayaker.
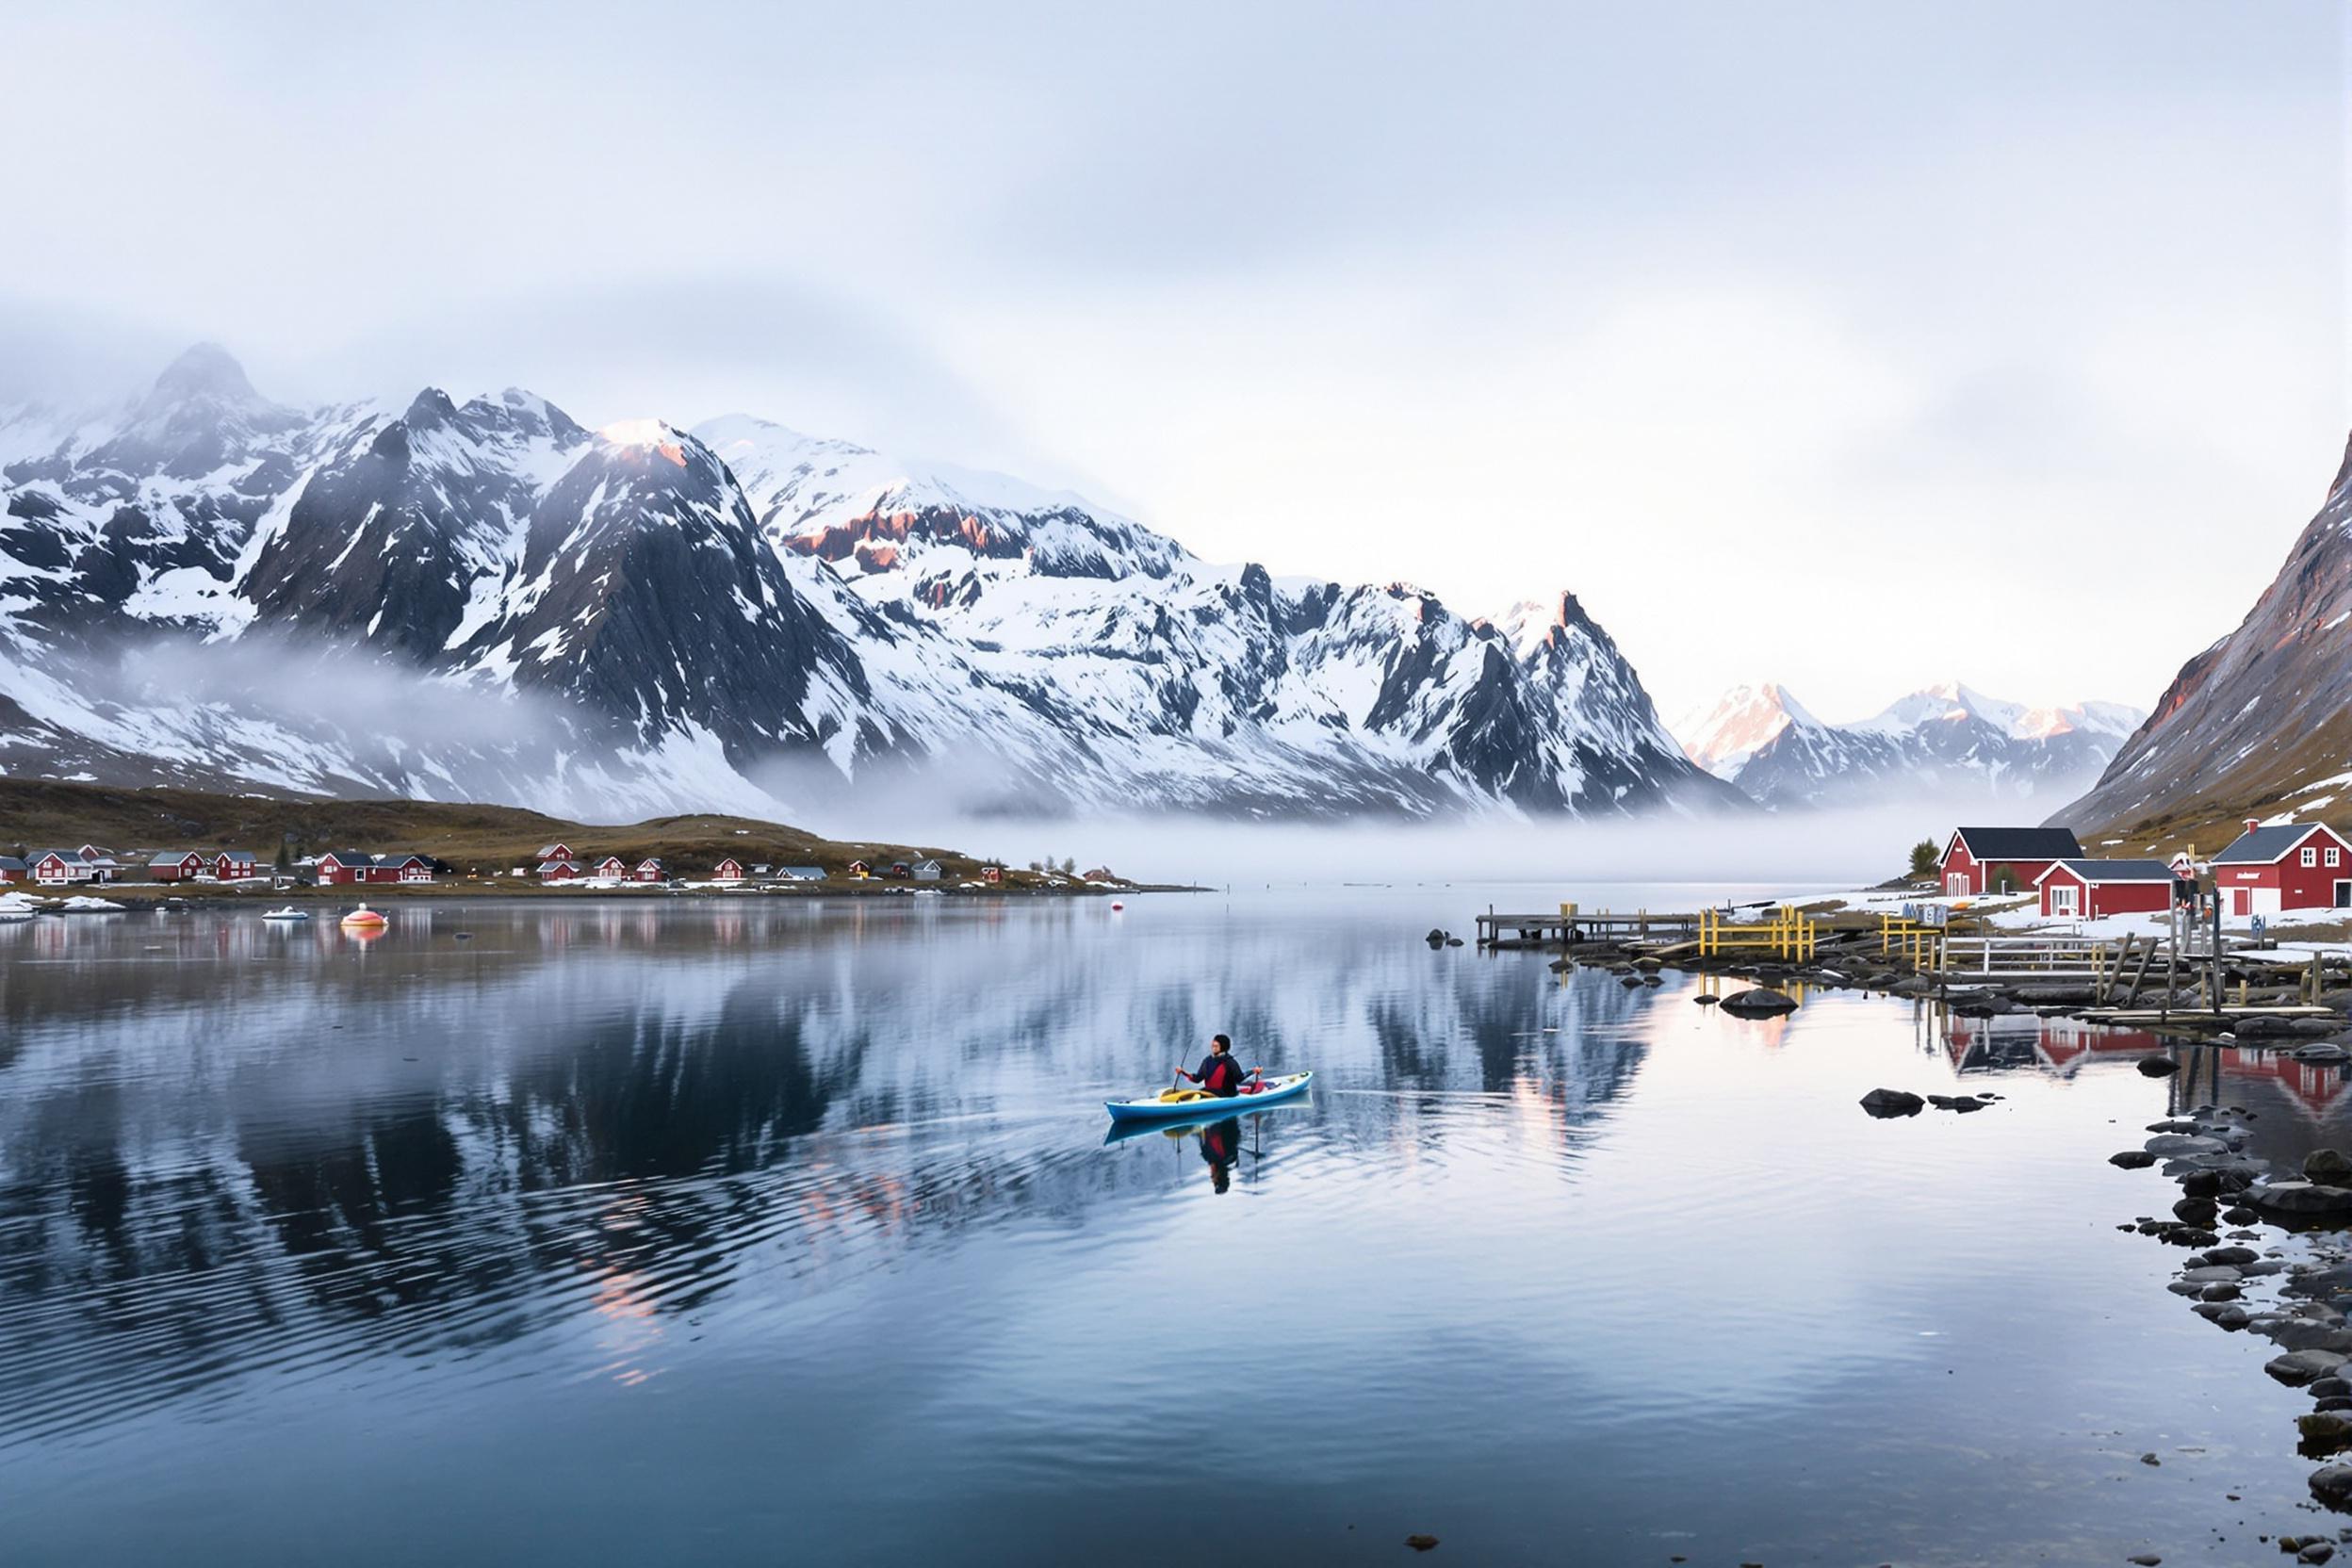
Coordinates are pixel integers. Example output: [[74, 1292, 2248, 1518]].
[[1199, 1116, 1240, 1193]]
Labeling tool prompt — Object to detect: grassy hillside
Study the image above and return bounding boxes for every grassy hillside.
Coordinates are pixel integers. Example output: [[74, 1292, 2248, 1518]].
[[0, 776, 1070, 887], [2078, 767, 2352, 862]]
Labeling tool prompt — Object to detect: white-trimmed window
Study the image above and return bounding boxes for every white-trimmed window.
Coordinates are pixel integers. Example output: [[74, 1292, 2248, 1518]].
[[2303, 847, 2319, 867], [2050, 884, 2079, 916], [2329, 846, 2343, 868]]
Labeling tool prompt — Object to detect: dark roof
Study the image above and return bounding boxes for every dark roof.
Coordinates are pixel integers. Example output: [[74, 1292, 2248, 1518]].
[[779, 865, 825, 877], [28, 848, 84, 864], [2213, 823, 2341, 864], [1950, 827, 2083, 861], [2041, 858, 2179, 884], [0, 857, 25, 871], [322, 849, 376, 866]]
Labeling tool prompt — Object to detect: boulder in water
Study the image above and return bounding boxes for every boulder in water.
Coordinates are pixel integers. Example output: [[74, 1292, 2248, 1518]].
[[1719, 988, 1798, 1019], [2269, 1348, 2350, 1386], [2313, 1462, 2352, 1509], [1860, 1088, 1925, 1119], [2247, 1181, 2352, 1216]]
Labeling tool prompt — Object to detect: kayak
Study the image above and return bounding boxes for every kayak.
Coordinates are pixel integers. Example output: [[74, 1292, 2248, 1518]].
[[1104, 1070, 1314, 1124]]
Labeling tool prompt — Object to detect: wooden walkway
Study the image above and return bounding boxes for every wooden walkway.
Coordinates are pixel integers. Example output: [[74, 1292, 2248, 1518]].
[[1474, 909, 1698, 947]]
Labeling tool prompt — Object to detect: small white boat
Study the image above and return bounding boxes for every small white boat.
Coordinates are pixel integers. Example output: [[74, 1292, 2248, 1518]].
[[261, 906, 312, 923]]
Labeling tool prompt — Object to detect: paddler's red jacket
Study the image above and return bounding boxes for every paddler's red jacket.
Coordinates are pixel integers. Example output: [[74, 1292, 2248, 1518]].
[[1183, 1053, 1252, 1096]]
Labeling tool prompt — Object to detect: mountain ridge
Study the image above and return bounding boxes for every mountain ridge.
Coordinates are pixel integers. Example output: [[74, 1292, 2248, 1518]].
[[1677, 679, 2143, 809], [0, 348, 1740, 822]]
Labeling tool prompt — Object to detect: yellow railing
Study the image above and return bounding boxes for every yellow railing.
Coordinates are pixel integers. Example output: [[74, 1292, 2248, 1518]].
[[1697, 906, 1818, 962], [1878, 913, 1944, 970]]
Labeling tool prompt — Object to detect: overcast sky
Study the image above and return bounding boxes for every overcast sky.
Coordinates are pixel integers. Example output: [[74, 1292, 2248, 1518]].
[[2, 1, 2345, 725]]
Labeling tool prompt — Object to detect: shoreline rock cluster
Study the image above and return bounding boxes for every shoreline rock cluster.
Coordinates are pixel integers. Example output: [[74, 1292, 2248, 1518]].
[[2108, 1086, 2352, 1534]]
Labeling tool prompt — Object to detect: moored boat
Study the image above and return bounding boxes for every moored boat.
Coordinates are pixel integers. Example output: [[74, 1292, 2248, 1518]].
[[262, 906, 312, 922], [1104, 1070, 1314, 1123]]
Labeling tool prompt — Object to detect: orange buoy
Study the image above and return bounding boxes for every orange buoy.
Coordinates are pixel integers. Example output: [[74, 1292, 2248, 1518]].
[[340, 904, 388, 931]]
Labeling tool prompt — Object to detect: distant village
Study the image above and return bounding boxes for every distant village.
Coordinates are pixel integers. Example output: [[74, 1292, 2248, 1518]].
[[1936, 816, 2352, 923], [0, 841, 1113, 891]]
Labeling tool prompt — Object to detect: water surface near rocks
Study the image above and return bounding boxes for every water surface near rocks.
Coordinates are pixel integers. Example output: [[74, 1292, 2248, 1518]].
[[0, 887, 2344, 1564]]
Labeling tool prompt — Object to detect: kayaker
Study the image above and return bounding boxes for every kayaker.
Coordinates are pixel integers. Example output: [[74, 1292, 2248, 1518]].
[[1177, 1035, 1261, 1098]]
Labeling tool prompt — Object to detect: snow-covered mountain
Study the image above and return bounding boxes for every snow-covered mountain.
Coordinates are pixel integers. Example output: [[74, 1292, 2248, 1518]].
[[0, 347, 1739, 820], [2063, 431, 2352, 848], [1676, 679, 2142, 809]]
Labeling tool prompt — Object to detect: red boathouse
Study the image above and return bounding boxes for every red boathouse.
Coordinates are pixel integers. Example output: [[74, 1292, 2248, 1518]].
[[2033, 858, 2180, 920], [1938, 826, 2085, 897], [2211, 819, 2352, 917]]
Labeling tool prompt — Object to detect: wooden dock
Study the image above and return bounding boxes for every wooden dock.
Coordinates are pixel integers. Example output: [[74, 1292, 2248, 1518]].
[[1474, 907, 1698, 948], [1474, 898, 2351, 1021]]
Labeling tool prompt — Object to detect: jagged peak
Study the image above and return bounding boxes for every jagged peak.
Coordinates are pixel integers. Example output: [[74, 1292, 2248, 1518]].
[[403, 387, 458, 428], [1674, 681, 1821, 777]]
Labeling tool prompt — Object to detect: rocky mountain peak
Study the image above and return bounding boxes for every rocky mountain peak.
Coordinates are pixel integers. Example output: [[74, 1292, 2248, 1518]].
[[402, 387, 459, 430]]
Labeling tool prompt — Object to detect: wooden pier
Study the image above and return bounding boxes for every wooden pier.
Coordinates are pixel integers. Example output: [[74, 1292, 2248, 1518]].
[[1474, 906, 1697, 949]]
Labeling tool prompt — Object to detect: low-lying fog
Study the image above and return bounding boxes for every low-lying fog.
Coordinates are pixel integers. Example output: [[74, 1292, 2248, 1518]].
[[789, 800, 1972, 894]]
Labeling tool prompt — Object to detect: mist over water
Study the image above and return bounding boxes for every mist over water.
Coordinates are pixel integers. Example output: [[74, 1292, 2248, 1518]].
[[793, 802, 1968, 891]]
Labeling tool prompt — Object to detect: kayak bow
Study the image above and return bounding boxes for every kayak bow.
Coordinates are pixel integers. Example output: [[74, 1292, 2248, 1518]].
[[1103, 1070, 1314, 1124]]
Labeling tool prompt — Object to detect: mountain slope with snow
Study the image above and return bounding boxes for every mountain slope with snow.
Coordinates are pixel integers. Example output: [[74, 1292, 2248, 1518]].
[[0, 349, 1739, 821], [1675, 679, 2143, 809], [2061, 432, 2352, 849]]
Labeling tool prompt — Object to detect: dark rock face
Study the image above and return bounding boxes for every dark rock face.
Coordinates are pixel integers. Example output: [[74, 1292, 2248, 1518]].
[[242, 389, 585, 661], [2063, 428, 2352, 836], [452, 428, 874, 768]]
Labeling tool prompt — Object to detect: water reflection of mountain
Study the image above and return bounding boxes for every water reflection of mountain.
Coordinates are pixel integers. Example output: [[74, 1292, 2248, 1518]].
[[0, 903, 1658, 1446]]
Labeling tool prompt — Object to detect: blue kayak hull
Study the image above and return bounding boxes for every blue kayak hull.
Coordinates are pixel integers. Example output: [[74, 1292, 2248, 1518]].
[[1104, 1070, 1314, 1123]]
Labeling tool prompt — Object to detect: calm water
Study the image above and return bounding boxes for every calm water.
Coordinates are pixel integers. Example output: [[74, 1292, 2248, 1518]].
[[1, 887, 2346, 1564]]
